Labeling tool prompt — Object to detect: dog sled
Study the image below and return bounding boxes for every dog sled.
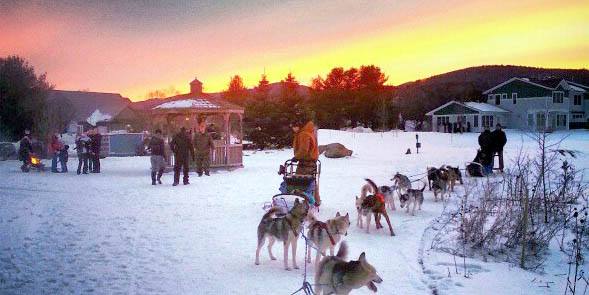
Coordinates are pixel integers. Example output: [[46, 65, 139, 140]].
[[263, 159, 321, 215]]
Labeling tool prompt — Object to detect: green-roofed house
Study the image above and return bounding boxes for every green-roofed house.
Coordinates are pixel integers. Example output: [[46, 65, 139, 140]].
[[426, 100, 510, 133]]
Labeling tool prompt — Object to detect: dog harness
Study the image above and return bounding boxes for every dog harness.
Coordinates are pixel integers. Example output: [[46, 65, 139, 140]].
[[310, 221, 336, 246]]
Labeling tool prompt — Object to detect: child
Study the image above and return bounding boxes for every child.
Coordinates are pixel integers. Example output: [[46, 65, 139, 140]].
[[59, 145, 69, 173], [193, 117, 215, 176]]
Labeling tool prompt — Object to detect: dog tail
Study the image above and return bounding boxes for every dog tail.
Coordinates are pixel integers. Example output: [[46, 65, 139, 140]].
[[364, 178, 379, 195], [336, 241, 348, 259], [361, 183, 374, 199], [261, 207, 280, 221]]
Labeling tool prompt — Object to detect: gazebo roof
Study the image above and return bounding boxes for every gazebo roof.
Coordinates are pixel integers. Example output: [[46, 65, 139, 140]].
[[151, 94, 244, 113]]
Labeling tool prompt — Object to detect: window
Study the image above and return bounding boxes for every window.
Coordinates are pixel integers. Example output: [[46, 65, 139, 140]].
[[501, 93, 507, 100], [527, 114, 534, 127], [512, 93, 517, 104], [536, 113, 546, 129], [552, 91, 564, 103], [495, 94, 500, 105], [574, 95, 582, 105], [488, 94, 493, 101], [482, 115, 494, 128], [556, 114, 567, 127], [572, 113, 584, 119], [473, 115, 479, 127]]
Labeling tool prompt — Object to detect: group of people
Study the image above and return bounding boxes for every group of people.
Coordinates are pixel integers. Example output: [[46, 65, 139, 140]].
[[477, 123, 507, 175], [148, 117, 216, 186], [72, 129, 102, 174], [439, 121, 472, 133]]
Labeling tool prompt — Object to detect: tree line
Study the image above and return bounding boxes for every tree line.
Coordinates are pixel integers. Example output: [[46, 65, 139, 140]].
[[0, 56, 74, 142], [223, 65, 397, 148]]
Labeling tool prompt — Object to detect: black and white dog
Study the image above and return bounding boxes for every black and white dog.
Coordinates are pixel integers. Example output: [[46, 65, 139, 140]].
[[399, 181, 426, 216]]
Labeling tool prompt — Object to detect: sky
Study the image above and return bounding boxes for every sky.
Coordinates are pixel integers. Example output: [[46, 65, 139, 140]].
[[1, 0, 588, 101]]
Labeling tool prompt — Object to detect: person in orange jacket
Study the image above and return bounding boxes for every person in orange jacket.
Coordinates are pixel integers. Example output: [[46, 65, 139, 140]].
[[291, 115, 321, 206]]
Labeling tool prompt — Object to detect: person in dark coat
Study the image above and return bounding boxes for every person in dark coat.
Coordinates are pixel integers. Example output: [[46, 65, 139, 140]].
[[193, 118, 215, 177], [74, 132, 91, 175], [170, 127, 194, 186], [491, 123, 507, 172], [18, 130, 33, 172], [478, 127, 494, 175], [89, 128, 102, 173], [148, 129, 167, 185]]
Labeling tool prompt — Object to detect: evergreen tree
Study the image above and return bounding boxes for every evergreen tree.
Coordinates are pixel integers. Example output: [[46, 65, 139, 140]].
[[223, 75, 248, 106]]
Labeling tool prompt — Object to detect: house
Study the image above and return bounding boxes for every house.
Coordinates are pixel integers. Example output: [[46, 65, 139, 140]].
[[47, 90, 145, 133], [426, 101, 510, 132], [426, 77, 589, 132], [482, 77, 589, 130]]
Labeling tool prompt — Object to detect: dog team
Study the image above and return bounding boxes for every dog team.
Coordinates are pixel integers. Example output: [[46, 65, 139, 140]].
[[255, 166, 462, 294]]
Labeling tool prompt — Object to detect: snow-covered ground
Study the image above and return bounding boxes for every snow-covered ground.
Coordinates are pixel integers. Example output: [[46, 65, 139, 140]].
[[0, 129, 588, 294]]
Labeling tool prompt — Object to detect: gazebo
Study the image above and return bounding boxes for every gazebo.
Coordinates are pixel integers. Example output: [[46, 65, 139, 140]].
[[150, 92, 244, 169]]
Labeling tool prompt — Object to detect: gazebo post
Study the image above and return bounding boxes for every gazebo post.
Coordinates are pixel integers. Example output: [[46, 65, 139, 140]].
[[223, 113, 230, 165]]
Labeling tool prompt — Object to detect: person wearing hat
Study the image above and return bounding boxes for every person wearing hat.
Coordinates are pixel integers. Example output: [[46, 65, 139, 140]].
[[193, 117, 215, 177], [18, 130, 33, 172], [148, 129, 167, 185], [291, 114, 321, 206], [491, 123, 507, 172], [170, 127, 194, 186]]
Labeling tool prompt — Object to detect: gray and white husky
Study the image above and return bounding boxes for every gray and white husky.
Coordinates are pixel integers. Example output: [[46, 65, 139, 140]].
[[315, 242, 383, 295], [255, 198, 309, 270], [306, 212, 351, 266], [399, 181, 426, 216]]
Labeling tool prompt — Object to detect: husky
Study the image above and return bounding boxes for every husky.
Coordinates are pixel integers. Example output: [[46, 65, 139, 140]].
[[426, 166, 440, 191], [378, 185, 396, 211], [356, 181, 379, 228], [392, 172, 411, 194], [399, 181, 426, 216], [315, 242, 383, 295], [306, 212, 351, 265], [358, 179, 395, 236], [442, 165, 462, 191], [432, 168, 449, 202], [255, 198, 309, 270]]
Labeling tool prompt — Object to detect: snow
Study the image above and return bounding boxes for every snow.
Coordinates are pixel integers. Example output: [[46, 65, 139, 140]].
[[86, 109, 112, 125], [1, 129, 588, 294], [464, 102, 509, 113], [153, 99, 219, 109], [568, 84, 586, 92]]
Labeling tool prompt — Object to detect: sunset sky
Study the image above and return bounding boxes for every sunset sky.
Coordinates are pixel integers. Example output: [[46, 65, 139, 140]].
[[1, 0, 588, 101]]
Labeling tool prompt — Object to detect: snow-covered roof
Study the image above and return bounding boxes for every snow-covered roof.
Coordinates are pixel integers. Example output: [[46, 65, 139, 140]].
[[464, 102, 510, 113], [87, 109, 113, 125], [153, 99, 220, 110], [426, 100, 509, 116], [483, 77, 554, 94], [568, 84, 586, 92]]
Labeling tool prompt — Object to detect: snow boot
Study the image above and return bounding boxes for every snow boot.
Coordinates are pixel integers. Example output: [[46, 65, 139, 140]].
[[151, 171, 157, 185], [157, 169, 163, 184]]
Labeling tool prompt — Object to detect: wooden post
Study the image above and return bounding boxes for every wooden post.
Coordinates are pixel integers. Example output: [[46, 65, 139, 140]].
[[224, 113, 230, 165]]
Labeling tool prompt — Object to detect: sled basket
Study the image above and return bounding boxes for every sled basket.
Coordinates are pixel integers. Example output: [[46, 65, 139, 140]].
[[262, 193, 310, 216]]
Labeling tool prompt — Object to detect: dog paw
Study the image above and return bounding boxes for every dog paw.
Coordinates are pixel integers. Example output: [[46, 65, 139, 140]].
[[255, 262, 260, 265], [270, 257, 277, 260], [294, 265, 299, 270], [285, 267, 292, 271]]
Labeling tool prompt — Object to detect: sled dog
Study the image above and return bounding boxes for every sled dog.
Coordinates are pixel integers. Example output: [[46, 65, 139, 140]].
[[358, 179, 395, 236], [399, 181, 426, 216], [432, 168, 449, 202], [306, 212, 350, 265], [255, 198, 309, 270], [392, 172, 411, 194], [315, 242, 383, 295]]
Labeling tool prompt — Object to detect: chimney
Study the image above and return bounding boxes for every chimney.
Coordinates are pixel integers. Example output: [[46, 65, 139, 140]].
[[190, 77, 203, 94]]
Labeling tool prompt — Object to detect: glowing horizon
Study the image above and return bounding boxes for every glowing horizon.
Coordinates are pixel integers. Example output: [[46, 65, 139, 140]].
[[1, 0, 588, 101]]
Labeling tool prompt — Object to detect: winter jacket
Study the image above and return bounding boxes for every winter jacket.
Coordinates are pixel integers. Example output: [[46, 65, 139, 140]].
[[293, 121, 319, 162], [89, 134, 102, 154], [478, 130, 493, 153], [49, 135, 63, 155], [491, 129, 507, 152], [170, 131, 194, 160], [18, 136, 32, 160], [193, 131, 215, 156], [148, 135, 166, 157], [74, 135, 91, 155]]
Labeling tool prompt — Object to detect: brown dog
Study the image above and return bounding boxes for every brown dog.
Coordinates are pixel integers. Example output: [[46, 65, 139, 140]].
[[359, 179, 395, 236]]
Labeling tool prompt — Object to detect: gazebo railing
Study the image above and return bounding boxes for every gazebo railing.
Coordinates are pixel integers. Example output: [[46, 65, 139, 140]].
[[167, 143, 243, 168]]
